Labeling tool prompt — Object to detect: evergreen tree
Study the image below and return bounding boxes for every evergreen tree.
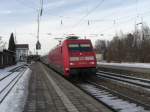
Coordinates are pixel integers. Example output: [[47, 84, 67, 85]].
[[8, 33, 16, 52], [8, 33, 16, 64]]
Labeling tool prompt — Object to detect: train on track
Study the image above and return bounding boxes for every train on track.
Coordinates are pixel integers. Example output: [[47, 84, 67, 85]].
[[42, 36, 97, 77]]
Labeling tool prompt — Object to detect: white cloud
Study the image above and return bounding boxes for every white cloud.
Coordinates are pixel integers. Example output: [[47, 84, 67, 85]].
[[0, 10, 12, 14]]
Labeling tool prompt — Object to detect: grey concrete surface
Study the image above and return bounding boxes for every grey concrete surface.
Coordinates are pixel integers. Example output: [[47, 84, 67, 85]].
[[23, 62, 112, 112]]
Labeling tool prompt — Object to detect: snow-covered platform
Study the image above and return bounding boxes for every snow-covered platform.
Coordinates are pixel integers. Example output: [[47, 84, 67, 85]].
[[23, 62, 112, 112]]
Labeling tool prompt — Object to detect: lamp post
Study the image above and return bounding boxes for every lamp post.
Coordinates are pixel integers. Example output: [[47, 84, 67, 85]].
[[36, 0, 43, 55]]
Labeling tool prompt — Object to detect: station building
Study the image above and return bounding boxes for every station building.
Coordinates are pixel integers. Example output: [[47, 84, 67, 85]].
[[16, 44, 29, 62]]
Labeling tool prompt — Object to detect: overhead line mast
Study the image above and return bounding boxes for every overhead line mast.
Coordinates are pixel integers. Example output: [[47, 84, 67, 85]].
[[37, 0, 43, 41], [36, 0, 43, 54]]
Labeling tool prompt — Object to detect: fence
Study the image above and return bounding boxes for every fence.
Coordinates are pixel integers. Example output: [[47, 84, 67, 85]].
[[0, 49, 16, 68]]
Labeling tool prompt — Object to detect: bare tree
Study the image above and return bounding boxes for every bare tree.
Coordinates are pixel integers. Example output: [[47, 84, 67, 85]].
[[97, 22, 150, 62], [0, 36, 6, 51], [95, 40, 107, 60]]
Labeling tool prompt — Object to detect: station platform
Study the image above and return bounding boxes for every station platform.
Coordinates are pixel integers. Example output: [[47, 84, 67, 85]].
[[23, 62, 112, 112]]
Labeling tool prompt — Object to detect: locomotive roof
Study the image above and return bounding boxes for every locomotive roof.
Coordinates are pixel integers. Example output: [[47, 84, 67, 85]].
[[64, 39, 91, 43], [49, 38, 92, 54], [50, 38, 91, 52], [66, 36, 79, 40]]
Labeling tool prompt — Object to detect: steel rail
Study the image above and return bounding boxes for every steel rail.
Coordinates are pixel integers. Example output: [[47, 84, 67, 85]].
[[0, 65, 26, 81], [0, 66, 27, 103], [85, 80, 150, 110], [96, 72, 150, 89], [98, 70, 150, 83]]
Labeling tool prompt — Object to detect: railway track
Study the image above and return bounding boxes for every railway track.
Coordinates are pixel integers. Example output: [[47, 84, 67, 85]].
[[77, 81, 150, 112], [97, 70, 150, 90], [43, 62, 150, 111], [0, 65, 27, 81], [0, 65, 28, 103]]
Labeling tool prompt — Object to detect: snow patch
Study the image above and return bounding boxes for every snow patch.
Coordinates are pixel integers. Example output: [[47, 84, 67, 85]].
[[0, 68, 31, 112], [81, 84, 149, 112], [0, 62, 26, 79], [98, 62, 150, 69]]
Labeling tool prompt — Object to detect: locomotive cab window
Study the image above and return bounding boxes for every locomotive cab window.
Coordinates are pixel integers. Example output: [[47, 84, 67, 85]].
[[80, 44, 92, 52], [68, 44, 80, 52], [68, 43, 92, 52]]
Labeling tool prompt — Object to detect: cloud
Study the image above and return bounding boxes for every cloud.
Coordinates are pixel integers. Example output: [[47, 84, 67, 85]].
[[0, 10, 12, 14]]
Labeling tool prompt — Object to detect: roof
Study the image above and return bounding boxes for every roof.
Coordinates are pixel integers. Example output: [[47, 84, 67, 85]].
[[64, 39, 91, 43], [16, 44, 29, 49], [66, 36, 79, 40]]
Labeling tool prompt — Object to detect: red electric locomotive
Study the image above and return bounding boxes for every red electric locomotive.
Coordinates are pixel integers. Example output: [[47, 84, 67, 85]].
[[48, 36, 97, 77]]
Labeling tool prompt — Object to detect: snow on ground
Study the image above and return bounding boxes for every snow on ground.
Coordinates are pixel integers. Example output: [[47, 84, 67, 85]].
[[81, 84, 149, 112], [98, 62, 150, 69], [0, 62, 26, 79], [0, 68, 31, 112]]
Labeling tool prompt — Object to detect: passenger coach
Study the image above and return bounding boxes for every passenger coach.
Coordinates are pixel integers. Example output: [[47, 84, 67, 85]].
[[48, 36, 97, 77]]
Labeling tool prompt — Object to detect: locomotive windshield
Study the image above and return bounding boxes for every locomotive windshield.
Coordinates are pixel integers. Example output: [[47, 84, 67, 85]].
[[68, 43, 92, 52]]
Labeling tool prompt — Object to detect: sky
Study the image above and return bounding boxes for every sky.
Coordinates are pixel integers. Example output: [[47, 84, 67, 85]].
[[0, 0, 150, 55]]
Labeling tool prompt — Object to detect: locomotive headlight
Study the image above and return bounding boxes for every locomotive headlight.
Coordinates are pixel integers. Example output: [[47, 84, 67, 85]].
[[65, 68, 69, 70], [70, 57, 79, 61], [89, 61, 95, 64], [70, 62, 75, 65], [85, 56, 94, 60]]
